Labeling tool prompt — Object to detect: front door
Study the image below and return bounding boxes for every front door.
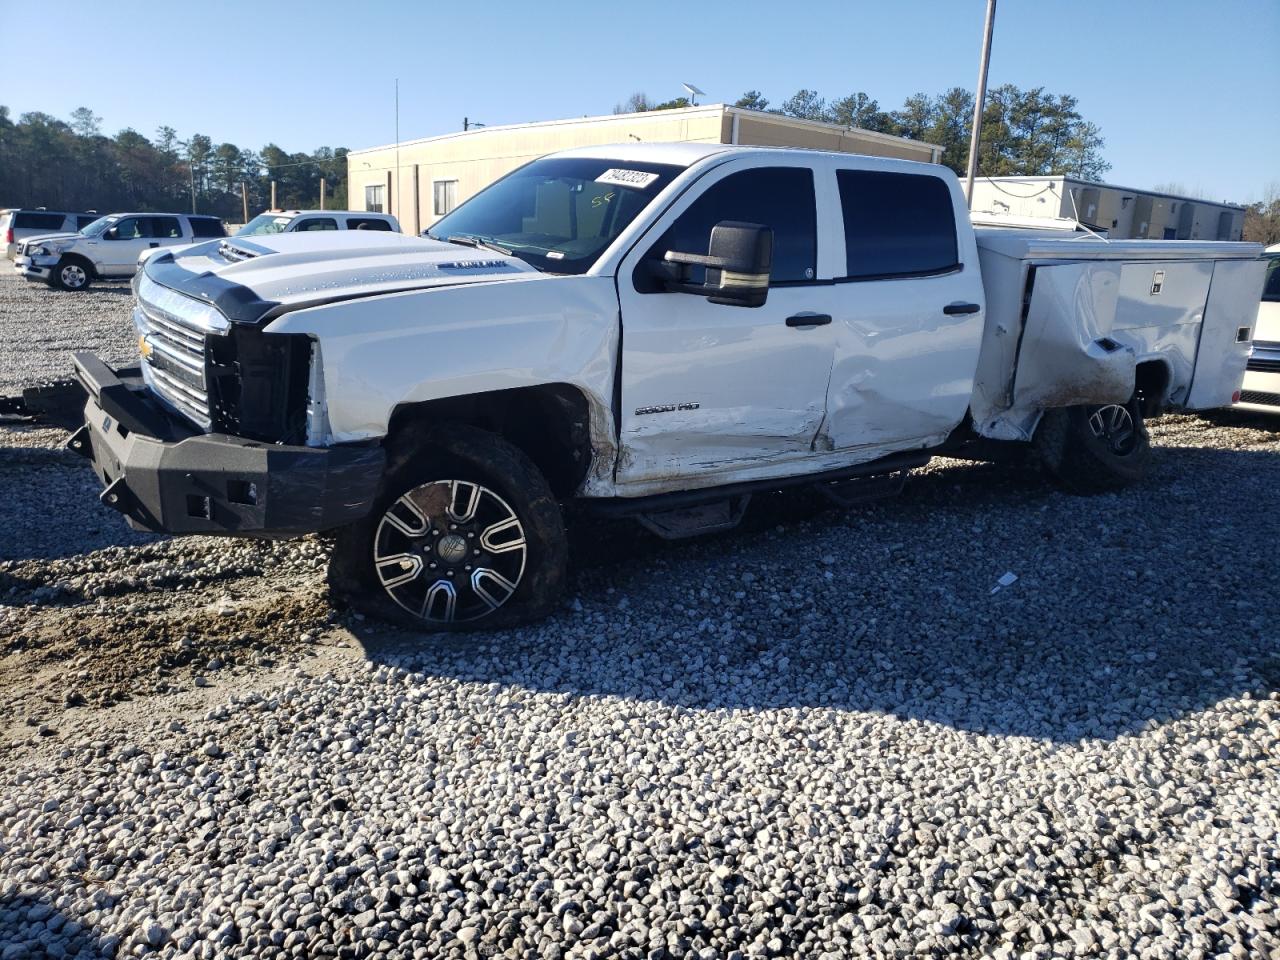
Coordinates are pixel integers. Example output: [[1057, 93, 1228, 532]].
[[615, 161, 839, 491], [97, 216, 154, 275]]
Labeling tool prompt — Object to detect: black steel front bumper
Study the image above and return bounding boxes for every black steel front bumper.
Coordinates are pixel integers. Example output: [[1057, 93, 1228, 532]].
[[71, 352, 385, 536]]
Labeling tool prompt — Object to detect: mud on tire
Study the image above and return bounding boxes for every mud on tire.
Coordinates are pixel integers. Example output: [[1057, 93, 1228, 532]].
[[327, 424, 568, 632], [1035, 398, 1152, 494]]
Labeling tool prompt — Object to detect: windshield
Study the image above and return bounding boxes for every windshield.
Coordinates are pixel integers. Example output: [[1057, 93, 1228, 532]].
[[426, 157, 683, 275], [237, 214, 293, 236], [1263, 256, 1280, 303], [80, 216, 117, 237]]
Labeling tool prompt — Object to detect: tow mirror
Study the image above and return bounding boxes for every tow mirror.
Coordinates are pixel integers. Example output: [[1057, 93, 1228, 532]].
[[660, 220, 773, 307]]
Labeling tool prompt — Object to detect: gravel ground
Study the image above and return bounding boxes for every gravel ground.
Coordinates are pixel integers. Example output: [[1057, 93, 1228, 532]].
[[0, 271, 138, 396], [1, 269, 1278, 959]]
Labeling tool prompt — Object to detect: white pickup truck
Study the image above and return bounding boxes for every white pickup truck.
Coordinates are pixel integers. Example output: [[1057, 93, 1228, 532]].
[[69, 144, 1266, 630]]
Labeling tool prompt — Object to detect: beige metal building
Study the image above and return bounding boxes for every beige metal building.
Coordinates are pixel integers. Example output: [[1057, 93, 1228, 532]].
[[970, 175, 1245, 241], [347, 104, 942, 235]]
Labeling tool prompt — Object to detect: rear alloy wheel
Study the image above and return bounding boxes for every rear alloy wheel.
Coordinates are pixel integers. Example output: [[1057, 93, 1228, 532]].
[[53, 260, 91, 291], [1086, 403, 1139, 456], [328, 425, 567, 631], [1035, 397, 1152, 493]]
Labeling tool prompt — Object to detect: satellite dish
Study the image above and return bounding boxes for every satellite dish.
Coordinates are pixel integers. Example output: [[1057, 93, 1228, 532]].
[[682, 82, 706, 105]]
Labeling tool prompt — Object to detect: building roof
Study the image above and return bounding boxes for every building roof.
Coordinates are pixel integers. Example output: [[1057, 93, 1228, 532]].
[[347, 102, 938, 161]]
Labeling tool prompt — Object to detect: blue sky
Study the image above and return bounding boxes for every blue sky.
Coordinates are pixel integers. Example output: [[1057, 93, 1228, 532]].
[[1, 0, 1275, 202]]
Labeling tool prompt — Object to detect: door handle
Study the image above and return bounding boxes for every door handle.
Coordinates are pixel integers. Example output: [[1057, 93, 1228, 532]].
[[943, 302, 981, 315], [149, 242, 159, 248], [786, 313, 832, 328]]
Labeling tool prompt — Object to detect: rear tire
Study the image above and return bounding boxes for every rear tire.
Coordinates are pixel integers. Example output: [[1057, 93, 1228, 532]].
[[1035, 398, 1152, 493], [52, 258, 92, 291], [327, 424, 568, 632]]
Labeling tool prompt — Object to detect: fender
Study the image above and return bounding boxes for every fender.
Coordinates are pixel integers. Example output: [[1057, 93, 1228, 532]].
[[263, 274, 622, 493]]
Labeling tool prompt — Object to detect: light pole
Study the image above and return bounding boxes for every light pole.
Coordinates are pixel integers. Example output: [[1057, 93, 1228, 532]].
[[964, 0, 997, 209], [179, 138, 198, 214]]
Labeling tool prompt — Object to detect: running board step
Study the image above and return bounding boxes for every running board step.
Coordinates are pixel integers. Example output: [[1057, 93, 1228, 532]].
[[636, 494, 751, 540], [817, 470, 908, 508]]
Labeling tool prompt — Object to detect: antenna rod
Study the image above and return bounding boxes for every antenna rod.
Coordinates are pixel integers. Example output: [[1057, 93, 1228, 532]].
[[964, 0, 997, 209]]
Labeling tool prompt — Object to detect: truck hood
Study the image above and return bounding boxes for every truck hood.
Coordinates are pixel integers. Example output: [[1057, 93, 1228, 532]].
[[144, 231, 546, 323], [19, 231, 79, 247]]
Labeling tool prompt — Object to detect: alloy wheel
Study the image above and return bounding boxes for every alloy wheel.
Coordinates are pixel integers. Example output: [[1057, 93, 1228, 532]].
[[1087, 403, 1137, 456], [373, 479, 527, 623], [60, 264, 87, 289]]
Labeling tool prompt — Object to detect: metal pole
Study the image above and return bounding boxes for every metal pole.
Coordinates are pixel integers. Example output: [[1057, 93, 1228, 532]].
[[240, 182, 249, 224], [964, 0, 997, 208], [395, 79, 400, 223], [270, 180, 277, 211], [413, 164, 420, 235], [320, 177, 326, 210], [189, 162, 196, 214]]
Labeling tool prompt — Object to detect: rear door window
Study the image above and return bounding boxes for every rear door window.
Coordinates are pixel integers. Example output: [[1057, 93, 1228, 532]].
[[836, 170, 959, 279], [651, 167, 817, 283], [189, 218, 225, 238], [150, 216, 183, 239], [296, 218, 338, 231], [346, 217, 393, 231], [15, 212, 67, 231]]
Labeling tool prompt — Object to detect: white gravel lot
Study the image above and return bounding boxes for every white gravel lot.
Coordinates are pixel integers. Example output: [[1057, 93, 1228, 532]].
[[0, 269, 1277, 959]]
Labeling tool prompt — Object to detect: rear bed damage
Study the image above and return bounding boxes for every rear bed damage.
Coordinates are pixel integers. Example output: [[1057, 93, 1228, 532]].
[[971, 232, 1264, 442]]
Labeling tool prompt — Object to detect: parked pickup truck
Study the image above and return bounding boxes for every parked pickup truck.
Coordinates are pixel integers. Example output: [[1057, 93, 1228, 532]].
[[68, 144, 1266, 631], [15, 212, 226, 290]]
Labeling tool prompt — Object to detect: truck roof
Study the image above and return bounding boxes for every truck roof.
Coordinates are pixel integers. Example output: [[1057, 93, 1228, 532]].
[[551, 141, 947, 175], [268, 210, 395, 218]]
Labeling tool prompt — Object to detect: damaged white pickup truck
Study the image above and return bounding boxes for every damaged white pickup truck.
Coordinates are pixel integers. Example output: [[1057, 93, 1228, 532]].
[[69, 144, 1267, 630]]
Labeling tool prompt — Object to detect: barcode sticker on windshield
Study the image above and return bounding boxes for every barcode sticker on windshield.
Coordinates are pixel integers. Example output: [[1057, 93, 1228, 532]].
[[595, 168, 660, 189]]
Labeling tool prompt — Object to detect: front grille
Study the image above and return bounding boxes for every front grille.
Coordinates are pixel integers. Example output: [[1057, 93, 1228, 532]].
[[1245, 356, 1280, 374], [137, 298, 213, 429], [1239, 390, 1280, 408]]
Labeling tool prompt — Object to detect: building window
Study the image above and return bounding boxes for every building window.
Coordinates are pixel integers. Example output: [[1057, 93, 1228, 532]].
[[434, 180, 458, 216], [365, 185, 384, 213]]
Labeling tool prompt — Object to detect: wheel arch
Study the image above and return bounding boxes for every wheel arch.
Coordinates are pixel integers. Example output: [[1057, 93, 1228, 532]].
[[58, 252, 97, 278], [1134, 356, 1174, 417], [386, 383, 600, 499]]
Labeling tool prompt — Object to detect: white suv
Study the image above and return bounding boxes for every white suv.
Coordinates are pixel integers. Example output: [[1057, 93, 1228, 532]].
[[2, 209, 101, 259], [14, 212, 226, 290], [236, 210, 401, 236]]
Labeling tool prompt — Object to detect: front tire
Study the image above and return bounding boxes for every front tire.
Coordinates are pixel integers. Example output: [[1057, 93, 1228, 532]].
[[52, 259, 92, 291], [328, 425, 568, 631], [1035, 398, 1152, 493]]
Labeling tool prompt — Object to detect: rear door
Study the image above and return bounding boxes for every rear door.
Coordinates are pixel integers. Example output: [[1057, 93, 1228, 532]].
[[149, 215, 188, 250], [615, 158, 842, 489], [822, 165, 986, 452]]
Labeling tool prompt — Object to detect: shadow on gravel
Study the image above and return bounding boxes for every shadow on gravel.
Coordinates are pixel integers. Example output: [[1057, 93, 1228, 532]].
[[351, 444, 1279, 744], [1196, 407, 1280, 433], [0, 892, 109, 958]]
